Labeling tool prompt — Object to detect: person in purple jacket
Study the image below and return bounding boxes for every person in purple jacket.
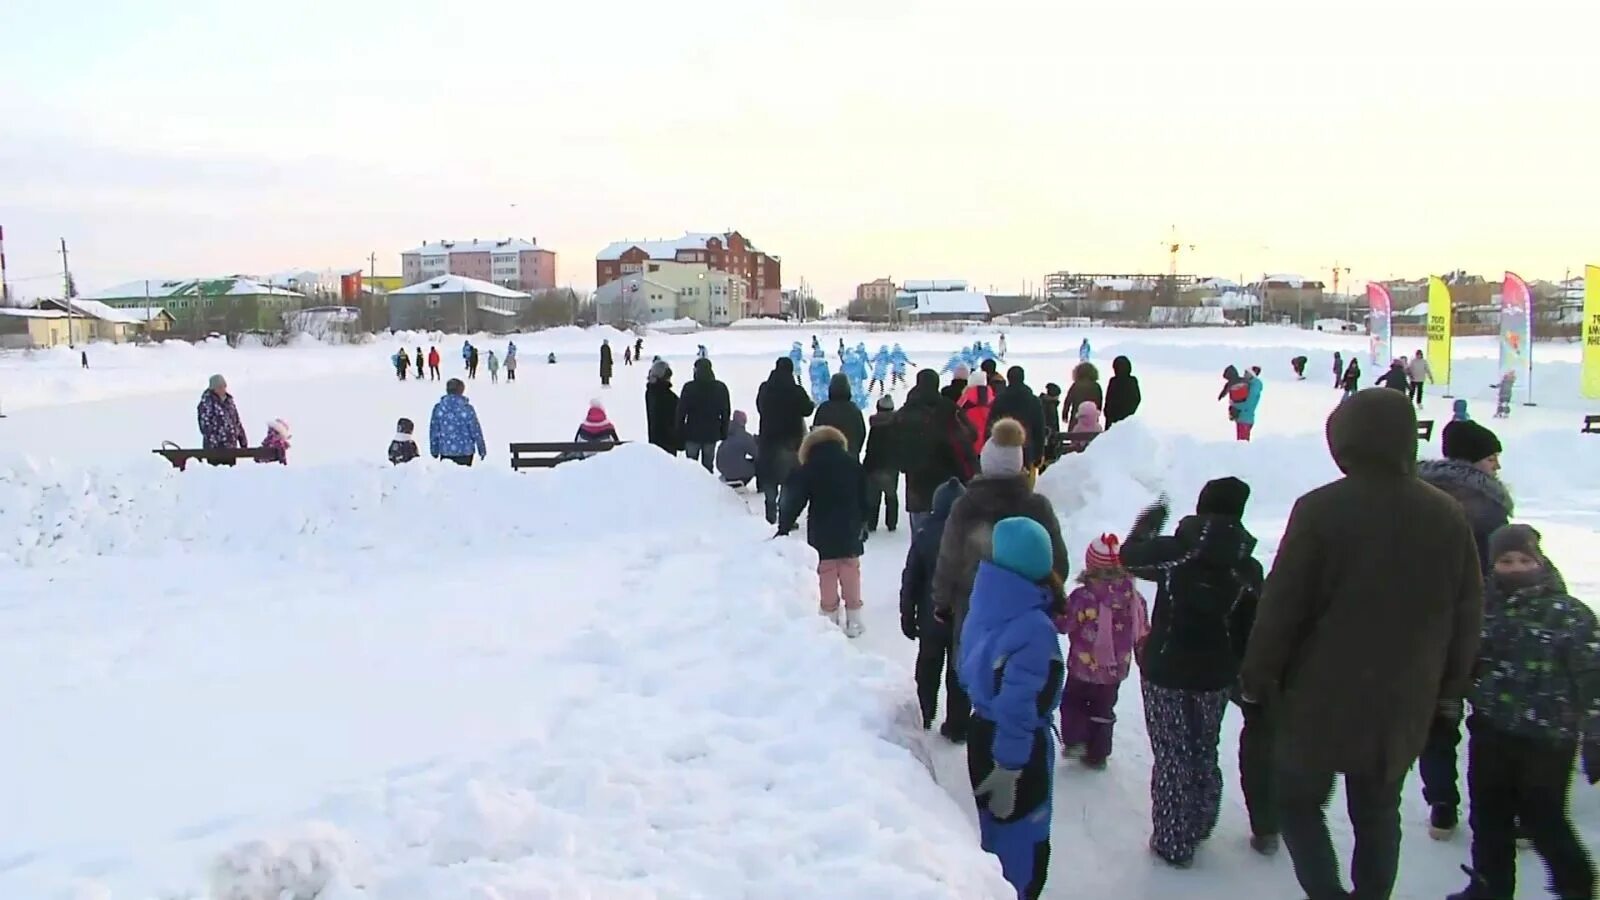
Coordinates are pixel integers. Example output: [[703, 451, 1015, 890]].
[[197, 374, 248, 455], [1055, 533, 1148, 770]]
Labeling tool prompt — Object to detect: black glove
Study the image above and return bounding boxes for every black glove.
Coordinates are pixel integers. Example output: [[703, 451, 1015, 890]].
[[1129, 497, 1170, 542], [900, 615, 918, 641], [1583, 742, 1600, 786]]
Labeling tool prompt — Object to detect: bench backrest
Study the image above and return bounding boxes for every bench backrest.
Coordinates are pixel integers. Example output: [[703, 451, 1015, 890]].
[[508, 441, 625, 470], [154, 447, 277, 470], [1059, 431, 1101, 455], [1583, 415, 1600, 434], [1417, 420, 1435, 441]]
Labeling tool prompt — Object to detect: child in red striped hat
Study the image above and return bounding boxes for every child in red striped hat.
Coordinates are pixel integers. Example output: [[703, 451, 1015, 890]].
[[1055, 532, 1149, 769]]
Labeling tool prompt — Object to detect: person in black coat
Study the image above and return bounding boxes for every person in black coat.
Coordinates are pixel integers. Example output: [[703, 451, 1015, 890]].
[[1104, 355, 1142, 427], [898, 369, 974, 532], [986, 365, 1046, 467], [812, 372, 867, 458], [900, 478, 970, 736], [778, 425, 871, 637], [863, 396, 903, 532], [1063, 362, 1103, 432], [644, 359, 679, 455], [1375, 360, 1410, 392], [941, 363, 970, 404], [1122, 478, 1264, 867], [599, 340, 614, 386], [676, 357, 731, 472], [756, 357, 816, 524]]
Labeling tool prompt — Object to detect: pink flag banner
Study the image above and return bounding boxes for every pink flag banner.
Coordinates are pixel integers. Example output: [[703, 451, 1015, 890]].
[[1367, 282, 1393, 366]]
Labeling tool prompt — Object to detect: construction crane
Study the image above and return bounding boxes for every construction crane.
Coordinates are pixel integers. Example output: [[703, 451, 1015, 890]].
[[1165, 226, 1194, 278], [1331, 262, 1351, 319]]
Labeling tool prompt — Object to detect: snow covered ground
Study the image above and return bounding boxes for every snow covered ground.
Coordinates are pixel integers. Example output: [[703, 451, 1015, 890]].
[[1, 324, 1597, 899]]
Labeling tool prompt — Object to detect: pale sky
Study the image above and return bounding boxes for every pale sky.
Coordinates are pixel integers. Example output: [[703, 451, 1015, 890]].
[[2, 0, 1595, 302]]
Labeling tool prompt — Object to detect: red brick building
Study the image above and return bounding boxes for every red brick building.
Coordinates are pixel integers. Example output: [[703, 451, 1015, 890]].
[[596, 231, 782, 317]]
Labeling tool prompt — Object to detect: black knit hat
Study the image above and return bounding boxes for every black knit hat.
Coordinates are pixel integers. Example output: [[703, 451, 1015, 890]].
[[1441, 420, 1502, 463], [1196, 476, 1251, 519], [1488, 524, 1542, 564]]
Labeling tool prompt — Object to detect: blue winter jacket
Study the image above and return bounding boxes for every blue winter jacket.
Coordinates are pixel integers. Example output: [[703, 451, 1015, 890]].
[[958, 561, 1066, 769], [1232, 376, 1264, 426], [429, 393, 487, 459]]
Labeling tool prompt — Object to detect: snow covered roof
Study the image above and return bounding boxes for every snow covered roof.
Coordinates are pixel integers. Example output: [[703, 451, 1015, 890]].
[[388, 275, 530, 299], [908, 290, 990, 316], [901, 279, 968, 292], [403, 238, 542, 257], [80, 277, 302, 300], [1188, 277, 1241, 291], [114, 306, 175, 323], [1260, 274, 1325, 289], [1092, 277, 1157, 291], [39, 298, 141, 323], [596, 232, 758, 262], [0, 307, 67, 319]]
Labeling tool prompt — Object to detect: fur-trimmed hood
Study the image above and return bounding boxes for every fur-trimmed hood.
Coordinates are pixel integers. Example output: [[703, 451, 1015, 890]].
[[799, 424, 847, 463], [1417, 458, 1515, 521]]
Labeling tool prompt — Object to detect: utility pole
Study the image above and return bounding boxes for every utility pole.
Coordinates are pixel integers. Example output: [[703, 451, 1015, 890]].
[[60, 238, 74, 348], [0, 225, 10, 306], [368, 252, 377, 279]]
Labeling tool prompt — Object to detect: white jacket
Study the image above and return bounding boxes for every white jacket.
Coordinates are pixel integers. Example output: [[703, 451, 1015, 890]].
[[1406, 356, 1433, 383]]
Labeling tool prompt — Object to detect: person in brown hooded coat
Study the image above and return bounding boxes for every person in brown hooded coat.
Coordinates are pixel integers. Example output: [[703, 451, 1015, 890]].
[[1240, 388, 1483, 900]]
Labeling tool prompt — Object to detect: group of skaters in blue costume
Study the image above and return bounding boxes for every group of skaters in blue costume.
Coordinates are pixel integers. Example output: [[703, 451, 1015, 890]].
[[940, 339, 1008, 378], [788, 337, 914, 410]]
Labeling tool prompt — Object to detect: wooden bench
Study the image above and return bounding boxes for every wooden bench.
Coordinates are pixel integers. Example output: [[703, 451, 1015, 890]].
[[509, 441, 625, 470], [1583, 415, 1600, 435], [154, 445, 278, 470], [1417, 420, 1435, 442], [1058, 431, 1101, 456]]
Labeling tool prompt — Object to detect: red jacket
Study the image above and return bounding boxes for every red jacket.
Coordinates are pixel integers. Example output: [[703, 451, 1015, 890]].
[[958, 384, 995, 454], [427, 349, 441, 367]]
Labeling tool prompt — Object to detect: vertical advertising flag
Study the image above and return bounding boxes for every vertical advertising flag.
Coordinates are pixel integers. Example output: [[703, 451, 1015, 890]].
[[1584, 265, 1600, 399], [1427, 276, 1454, 388], [1500, 272, 1532, 392], [1366, 282, 1393, 366]]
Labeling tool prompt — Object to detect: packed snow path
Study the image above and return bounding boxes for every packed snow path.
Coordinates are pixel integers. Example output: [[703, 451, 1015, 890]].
[[2, 324, 1598, 898]]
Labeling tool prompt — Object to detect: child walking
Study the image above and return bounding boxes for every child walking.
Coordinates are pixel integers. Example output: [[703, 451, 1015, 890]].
[[1493, 369, 1517, 418], [959, 516, 1066, 900], [1449, 525, 1599, 900], [900, 478, 971, 741], [1055, 534, 1147, 770], [778, 425, 869, 637]]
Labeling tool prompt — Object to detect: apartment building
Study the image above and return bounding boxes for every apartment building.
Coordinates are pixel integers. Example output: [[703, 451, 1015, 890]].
[[401, 238, 557, 292]]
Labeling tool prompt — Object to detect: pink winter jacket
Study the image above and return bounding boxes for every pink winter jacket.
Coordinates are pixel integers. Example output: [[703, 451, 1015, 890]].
[[1055, 577, 1149, 685]]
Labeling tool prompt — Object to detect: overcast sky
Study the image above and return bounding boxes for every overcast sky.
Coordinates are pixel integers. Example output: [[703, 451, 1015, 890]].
[[2, 0, 1595, 301]]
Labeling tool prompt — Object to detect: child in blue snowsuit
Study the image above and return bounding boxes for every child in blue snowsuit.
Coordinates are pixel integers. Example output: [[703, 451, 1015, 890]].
[[789, 342, 805, 382], [808, 348, 832, 406], [959, 516, 1065, 900], [870, 346, 891, 393], [890, 344, 910, 386], [1079, 339, 1092, 363], [848, 345, 871, 409]]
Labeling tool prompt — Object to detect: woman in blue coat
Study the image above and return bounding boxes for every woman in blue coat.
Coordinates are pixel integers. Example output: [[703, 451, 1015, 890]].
[[1230, 369, 1263, 441], [958, 516, 1065, 899]]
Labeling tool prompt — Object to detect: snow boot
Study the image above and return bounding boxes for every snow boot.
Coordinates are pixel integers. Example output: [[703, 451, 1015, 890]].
[[1249, 833, 1280, 857], [820, 607, 842, 628], [1429, 803, 1459, 841], [1081, 756, 1108, 771], [1060, 742, 1084, 761], [1148, 837, 1193, 869], [1445, 865, 1494, 900], [843, 608, 864, 638], [939, 721, 968, 744]]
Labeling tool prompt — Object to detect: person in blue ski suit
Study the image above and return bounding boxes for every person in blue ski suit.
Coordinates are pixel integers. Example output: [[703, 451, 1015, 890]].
[[789, 342, 805, 383], [808, 348, 832, 406], [848, 345, 871, 409], [890, 344, 911, 387], [869, 346, 892, 393], [943, 352, 968, 375], [1078, 339, 1092, 363], [428, 378, 487, 465], [958, 516, 1065, 900]]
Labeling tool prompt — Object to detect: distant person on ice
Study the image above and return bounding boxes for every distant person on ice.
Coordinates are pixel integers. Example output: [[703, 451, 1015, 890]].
[[1493, 369, 1517, 418], [1121, 479, 1262, 868], [599, 339, 614, 387], [258, 419, 290, 465], [1332, 351, 1344, 389], [429, 378, 487, 466], [81, 350, 88, 369], [777, 425, 870, 638], [1407, 349, 1433, 406], [504, 345, 517, 382], [1056, 533, 1147, 771], [715, 410, 758, 488], [901, 478, 969, 737], [486, 350, 500, 384], [198, 374, 249, 454], [958, 515, 1065, 900], [427, 346, 441, 381], [1241, 389, 1482, 900], [676, 357, 731, 473], [1078, 338, 1092, 362], [415, 348, 424, 381], [1290, 355, 1307, 380], [1340, 358, 1362, 398], [388, 417, 419, 464], [395, 348, 410, 380], [1038, 384, 1062, 461], [1375, 358, 1410, 392], [1230, 369, 1263, 441]]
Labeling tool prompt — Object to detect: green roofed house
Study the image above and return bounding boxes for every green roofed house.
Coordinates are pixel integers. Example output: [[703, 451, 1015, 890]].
[[81, 277, 306, 336]]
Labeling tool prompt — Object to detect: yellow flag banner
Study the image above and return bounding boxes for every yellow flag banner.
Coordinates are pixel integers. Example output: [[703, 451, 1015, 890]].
[[1427, 275, 1453, 388], [1584, 264, 1600, 399]]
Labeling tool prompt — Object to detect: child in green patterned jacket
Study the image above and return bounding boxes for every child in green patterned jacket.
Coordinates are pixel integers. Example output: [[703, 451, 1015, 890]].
[[1450, 524, 1599, 900]]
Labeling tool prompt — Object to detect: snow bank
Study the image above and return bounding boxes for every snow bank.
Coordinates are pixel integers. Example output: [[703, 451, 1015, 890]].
[[0, 444, 1011, 899], [646, 317, 702, 334]]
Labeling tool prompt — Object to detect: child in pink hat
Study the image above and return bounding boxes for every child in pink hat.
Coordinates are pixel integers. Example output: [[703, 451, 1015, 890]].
[[1055, 533, 1148, 769]]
